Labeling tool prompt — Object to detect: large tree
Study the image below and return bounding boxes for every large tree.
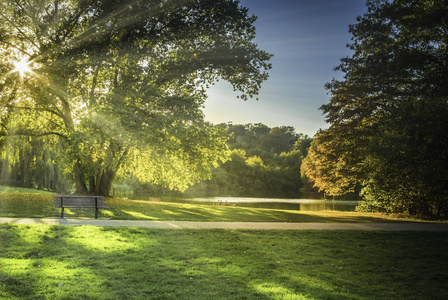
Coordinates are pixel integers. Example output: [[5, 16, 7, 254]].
[[0, 0, 272, 195], [302, 0, 448, 218]]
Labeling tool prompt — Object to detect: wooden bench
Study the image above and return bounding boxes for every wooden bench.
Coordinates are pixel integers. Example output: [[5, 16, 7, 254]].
[[54, 195, 106, 219]]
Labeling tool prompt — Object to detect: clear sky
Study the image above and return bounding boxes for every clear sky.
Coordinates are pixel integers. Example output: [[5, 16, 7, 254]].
[[203, 0, 368, 136]]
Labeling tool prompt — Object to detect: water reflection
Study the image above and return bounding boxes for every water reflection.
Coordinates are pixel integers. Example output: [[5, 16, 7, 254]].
[[120, 193, 358, 212], [191, 197, 357, 212], [227, 200, 357, 212]]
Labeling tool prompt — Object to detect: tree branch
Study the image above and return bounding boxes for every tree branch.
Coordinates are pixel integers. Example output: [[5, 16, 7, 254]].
[[0, 7, 40, 50], [5, 105, 63, 119], [88, 66, 101, 107], [1, 130, 68, 139], [0, 40, 34, 58]]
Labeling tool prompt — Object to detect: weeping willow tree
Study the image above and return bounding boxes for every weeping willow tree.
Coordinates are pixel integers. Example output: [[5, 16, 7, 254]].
[[0, 0, 272, 195], [0, 96, 70, 191], [0, 135, 70, 192]]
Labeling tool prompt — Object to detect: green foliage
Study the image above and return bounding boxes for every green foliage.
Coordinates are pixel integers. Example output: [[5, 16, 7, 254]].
[[303, 0, 448, 218], [302, 128, 364, 197], [227, 123, 300, 158], [0, 0, 272, 196], [185, 123, 309, 198], [0, 135, 70, 193], [294, 135, 313, 158], [1, 225, 447, 299]]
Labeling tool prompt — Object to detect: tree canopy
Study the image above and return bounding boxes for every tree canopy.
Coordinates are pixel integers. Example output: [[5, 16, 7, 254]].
[[302, 0, 448, 218], [0, 0, 272, 195], [183, 123, 312, 198]]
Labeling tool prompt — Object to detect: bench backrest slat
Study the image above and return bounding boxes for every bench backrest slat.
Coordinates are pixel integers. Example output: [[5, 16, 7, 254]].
[[54, 195, 106, 208]]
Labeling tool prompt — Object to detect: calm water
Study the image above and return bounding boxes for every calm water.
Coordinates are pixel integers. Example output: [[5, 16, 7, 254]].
[[126, 194, 358, 212]]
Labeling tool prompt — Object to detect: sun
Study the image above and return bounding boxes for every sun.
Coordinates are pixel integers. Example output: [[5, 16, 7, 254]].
[[13, 58, 33, 78]]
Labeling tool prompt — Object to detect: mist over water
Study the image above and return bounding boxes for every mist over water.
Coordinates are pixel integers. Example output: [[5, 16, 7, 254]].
[[200, 198, 358, 212], [114, 191, 358, 212]]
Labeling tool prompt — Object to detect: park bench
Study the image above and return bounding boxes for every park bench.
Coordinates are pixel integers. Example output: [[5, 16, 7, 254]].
[[54, 195, 106, 219]]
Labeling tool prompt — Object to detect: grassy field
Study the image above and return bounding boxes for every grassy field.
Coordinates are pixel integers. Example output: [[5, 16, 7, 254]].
[[0, 187, 439, 223], [1, 187, 447, 299], [1, 224, 447, 300], [0, 186, 55, 194], [0, 192, 433, 223]]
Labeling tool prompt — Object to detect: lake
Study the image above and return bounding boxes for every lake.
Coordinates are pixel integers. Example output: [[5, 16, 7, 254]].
[[139, 196, 359, 212]]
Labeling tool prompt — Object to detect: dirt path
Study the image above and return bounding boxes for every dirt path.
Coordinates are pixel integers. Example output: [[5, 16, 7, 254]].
[[1, 217, 447, 231]]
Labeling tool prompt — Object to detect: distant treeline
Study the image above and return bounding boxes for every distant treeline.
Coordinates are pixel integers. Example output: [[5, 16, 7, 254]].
[[185, 123, 313, 197], [125, 123, 314, 198]]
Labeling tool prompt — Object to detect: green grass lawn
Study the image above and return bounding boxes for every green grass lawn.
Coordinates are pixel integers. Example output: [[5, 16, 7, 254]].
[[0, 191, 434, 223], [1, 224, 447, 299], [1, 188, 447, 299], [0, 186, 55, 194]]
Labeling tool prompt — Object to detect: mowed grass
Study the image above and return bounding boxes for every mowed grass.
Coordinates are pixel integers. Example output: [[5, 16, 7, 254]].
[[0, 192, 433, 223], [1, 224, 447, 300], [0, 186, 54, 194], [1, 188, 447, 299]]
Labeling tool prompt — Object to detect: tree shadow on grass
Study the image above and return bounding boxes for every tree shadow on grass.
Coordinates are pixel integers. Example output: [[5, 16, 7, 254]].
[[0, 195, 429, 223], [0, 270, 35, 299], [105, 198, 408, 223]]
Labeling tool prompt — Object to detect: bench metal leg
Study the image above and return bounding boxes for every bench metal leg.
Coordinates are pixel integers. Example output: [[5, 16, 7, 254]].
[[95, 208, 98, 219], [60, 207, 65, 219]]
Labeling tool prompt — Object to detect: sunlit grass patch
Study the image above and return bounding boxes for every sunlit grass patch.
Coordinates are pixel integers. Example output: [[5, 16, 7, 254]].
[[121, 210, 157, 220], [66, 226, 141, 252], [253, 283, 309, 300], [99, 209, 115, 218]]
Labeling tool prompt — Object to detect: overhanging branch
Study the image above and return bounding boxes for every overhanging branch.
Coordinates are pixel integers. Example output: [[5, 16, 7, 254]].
[[1, 130, 68, 139], [6, 105, 63, 119]]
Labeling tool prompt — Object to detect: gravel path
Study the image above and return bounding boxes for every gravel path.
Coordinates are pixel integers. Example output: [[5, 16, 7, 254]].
[[1, 217, 447, 231]]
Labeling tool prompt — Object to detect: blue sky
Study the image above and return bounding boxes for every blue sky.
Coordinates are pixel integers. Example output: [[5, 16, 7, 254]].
[[204, 0, 368, 136]]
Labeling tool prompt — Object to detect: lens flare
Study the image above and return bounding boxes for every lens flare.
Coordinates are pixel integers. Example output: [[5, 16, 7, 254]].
[[13, 58, 32, 77]]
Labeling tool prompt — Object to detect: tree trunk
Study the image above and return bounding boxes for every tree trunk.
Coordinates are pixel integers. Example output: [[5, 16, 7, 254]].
[[74, 161, 88, 194], [98, 169, 116, 197], [73, 166, 117, 197], [89, 176, 96, 194], [72, 146, 127, 196]]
